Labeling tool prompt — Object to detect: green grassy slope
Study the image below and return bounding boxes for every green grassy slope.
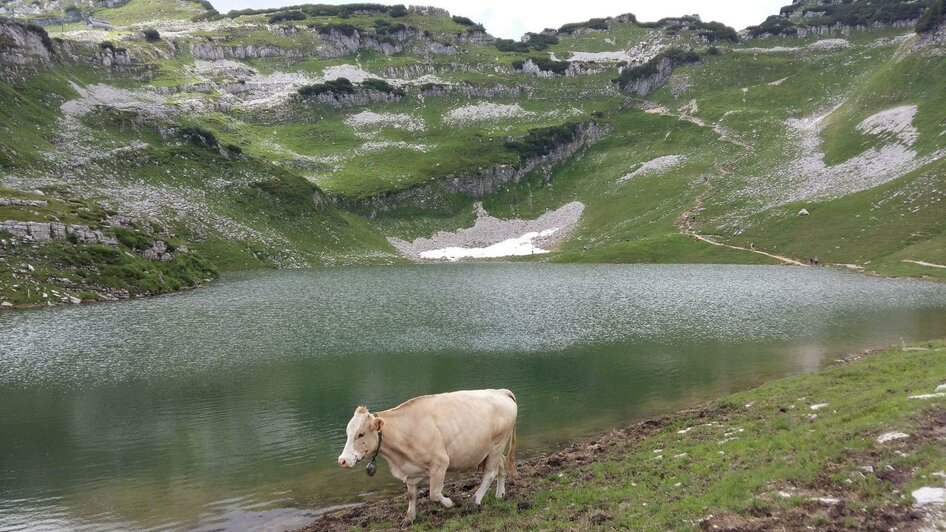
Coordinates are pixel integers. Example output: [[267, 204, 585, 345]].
[[2, 0, 946, 306]]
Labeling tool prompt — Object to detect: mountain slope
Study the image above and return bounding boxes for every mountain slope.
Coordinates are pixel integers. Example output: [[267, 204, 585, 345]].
[[1, 0, 945, 306]]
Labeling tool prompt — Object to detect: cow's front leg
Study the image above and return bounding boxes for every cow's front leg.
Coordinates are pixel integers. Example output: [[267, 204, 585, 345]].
[[427, 461, 454, 508], [402, 479, 419, 525]]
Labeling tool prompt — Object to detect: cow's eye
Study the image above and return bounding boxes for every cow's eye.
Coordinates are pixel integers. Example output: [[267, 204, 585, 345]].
[[357, 433, 364, 438]]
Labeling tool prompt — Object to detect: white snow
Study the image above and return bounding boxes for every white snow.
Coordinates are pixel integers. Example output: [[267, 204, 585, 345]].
[[876, 432, 910, 443], [619, 155, 686, 182], [912, 487, 946, 507], [419, 229, 558, 261], [389, 202, 584, 261]]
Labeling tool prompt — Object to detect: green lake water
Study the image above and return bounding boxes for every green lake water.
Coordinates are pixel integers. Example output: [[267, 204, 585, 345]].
[[2, 264, 946, 530]]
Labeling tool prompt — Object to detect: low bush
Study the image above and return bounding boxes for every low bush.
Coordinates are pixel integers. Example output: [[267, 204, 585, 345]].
[[178, 126, 218, 148], [142, 28, 160, 42], [613, 48, 700, 88], [505, 122, 583, 160], [361, 78, 404, 96], [917, 0, 944, 33], [268, 10, 306, 24], [512, 56, 569, 75], [297, 78, 356, 97]]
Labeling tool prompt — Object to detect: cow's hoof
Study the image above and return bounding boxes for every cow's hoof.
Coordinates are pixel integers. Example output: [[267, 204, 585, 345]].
[[440, 497, 454, 508], [461, 501, 480, 515], [400, 517, 415, 528]]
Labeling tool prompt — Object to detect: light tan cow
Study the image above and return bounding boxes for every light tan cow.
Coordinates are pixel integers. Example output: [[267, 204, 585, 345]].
[[337, 389, 517, 524]]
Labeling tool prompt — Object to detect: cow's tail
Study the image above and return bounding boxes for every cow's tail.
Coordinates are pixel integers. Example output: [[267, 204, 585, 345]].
[[506, 424, 517, 476], [503, 389, 517, 476]]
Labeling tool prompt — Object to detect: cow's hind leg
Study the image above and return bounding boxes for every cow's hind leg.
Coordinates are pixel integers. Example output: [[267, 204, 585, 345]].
[[495, 460, 506, 500], [403, 479, 419, 525], [474, 448, 503, 505], [428, 460, 454, 508]]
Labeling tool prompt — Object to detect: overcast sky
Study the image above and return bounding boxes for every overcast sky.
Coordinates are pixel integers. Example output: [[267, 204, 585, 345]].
[[210, 0, 788, 38]]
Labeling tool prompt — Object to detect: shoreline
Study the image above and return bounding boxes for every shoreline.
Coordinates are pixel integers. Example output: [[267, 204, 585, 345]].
[[3, 256, 945, 313], [302, 340, 946, 530]]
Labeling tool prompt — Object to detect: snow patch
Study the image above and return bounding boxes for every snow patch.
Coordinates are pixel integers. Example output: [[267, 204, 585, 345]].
[[420, 229, 558, 261], [389, 202, 584, 262]]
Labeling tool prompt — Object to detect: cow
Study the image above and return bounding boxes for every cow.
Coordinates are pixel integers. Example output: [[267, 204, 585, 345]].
[[337, 389, 517, 524]]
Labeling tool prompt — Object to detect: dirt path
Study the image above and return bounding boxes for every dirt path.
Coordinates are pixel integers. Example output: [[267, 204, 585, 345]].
[[689, 232, 808, 266], [903, 259, 946, 270], [672, 124, 807, 267]]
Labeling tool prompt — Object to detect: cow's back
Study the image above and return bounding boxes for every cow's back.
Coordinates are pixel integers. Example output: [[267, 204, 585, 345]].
[[388, 389, 516, 471]]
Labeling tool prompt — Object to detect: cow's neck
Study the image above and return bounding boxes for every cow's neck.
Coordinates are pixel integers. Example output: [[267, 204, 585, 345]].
[[374, 411, 412, 471]]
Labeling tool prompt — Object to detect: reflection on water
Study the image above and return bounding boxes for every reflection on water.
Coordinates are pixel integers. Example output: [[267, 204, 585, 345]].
[[2, 264, 946, 530]]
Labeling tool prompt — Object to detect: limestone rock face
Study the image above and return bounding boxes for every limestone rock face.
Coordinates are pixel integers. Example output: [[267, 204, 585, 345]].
[[0, 220, 119, 245]]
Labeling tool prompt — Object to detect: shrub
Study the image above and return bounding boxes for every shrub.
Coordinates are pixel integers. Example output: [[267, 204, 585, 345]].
[[512, 56, 569, 75], [374, 19, 406, 36], [315, 23, 359, 36], [452, 15, 476, 26], [99, 40, 125, 53], [558, 18, 609, 34], [142, 28, 160, 42], [389, 4, 407, 17], [268, 10, 306, 24], [224, 143, 243, 155], [505, 122, 583, 160], [495, 38, 530, 53], [494, 33, 558, 53], [613, 48, 699, 88], [917, 0, 944, 33], [178, 126, 218, 148], [361, 78, 404, 96], [297, 78, 355, 97]]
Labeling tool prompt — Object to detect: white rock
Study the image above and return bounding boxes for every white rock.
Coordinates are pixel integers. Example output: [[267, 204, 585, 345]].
[[810, 403, 828, 410], [0, 301, 12, 307], [912, 487, 946, 507], [909, 393, 946, 400], [876, 432, 909, 443], [935, 384, 946, 392], [814, 497, 840, 505]]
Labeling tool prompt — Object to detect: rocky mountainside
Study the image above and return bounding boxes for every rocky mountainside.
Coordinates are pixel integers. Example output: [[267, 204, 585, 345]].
[[1, 0, 945, 307]]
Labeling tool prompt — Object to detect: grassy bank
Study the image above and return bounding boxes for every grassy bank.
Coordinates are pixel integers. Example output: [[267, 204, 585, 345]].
[[310, 340, 946, 530]]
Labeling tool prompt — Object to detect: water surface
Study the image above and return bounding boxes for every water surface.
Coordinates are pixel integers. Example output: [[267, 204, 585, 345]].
[[2, 264, 946, 530]]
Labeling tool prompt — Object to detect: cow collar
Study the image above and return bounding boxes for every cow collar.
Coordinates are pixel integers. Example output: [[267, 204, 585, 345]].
[[366, 430, 382, 477]]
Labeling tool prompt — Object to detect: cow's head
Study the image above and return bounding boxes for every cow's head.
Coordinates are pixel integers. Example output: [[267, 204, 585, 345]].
[[338, 406, 383, 468]]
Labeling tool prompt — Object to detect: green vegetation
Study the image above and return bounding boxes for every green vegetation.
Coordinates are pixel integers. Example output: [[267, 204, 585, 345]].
[[749, 0, 927, 37], [614, 48, 700, 88], [917, 0, 944, 33], [2, 0, 946, 306], [335, 340, 946, 529], [142, 28, 160, 42]]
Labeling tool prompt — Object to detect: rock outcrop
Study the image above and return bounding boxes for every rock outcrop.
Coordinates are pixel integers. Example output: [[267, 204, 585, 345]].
[[1, 220, 119, 245]]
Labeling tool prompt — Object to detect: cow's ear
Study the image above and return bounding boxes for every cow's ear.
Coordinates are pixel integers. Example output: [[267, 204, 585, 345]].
[[373, 417, 384, 432]]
